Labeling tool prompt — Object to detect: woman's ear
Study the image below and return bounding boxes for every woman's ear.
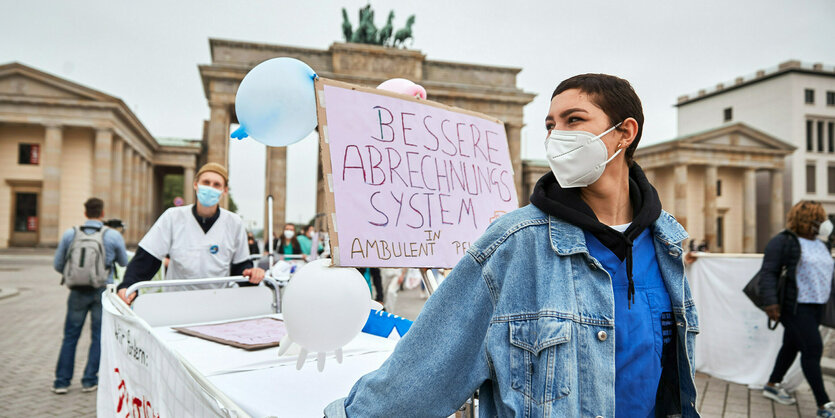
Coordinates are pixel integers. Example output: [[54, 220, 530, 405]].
[[618, 117, 639, 149]]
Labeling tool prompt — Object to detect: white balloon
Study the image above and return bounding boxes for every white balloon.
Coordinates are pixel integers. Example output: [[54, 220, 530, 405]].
[[281, 258, 370, 353]]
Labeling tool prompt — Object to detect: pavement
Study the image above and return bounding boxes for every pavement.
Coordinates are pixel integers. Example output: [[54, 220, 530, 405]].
[[1, 249, 834, 417]]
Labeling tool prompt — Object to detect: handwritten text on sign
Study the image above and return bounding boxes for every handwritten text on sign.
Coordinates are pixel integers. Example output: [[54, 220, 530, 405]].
[[322, 83, 518, 268]]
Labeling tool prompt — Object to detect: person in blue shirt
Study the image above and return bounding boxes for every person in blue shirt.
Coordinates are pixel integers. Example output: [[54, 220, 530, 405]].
[[52, 198, 128, 394], [324, 74, 698, 417]]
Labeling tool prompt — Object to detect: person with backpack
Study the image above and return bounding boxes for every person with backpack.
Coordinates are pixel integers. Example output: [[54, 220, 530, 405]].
[[52, 197, 128, 394]]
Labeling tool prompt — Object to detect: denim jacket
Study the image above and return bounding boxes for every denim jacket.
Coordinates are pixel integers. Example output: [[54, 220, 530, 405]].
[[325, 204, 699, 418]]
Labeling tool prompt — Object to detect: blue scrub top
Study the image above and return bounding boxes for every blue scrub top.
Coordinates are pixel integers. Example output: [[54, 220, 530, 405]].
[[584, 228, 673, 418]]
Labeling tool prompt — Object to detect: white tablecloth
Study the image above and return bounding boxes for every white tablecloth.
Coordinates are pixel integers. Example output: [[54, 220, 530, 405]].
[[153, 315, 398, 417]]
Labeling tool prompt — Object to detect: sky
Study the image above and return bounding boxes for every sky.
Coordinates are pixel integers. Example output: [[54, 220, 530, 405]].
[[3, 0, 834, 229]]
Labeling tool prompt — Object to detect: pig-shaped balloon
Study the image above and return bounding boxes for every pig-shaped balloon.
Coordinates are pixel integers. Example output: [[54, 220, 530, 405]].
[[278, 258, 370, 371], [377, 78, 427, 100]]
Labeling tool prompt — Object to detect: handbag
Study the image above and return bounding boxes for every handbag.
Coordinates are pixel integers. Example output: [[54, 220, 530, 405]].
[[743, 267, 786, 330]]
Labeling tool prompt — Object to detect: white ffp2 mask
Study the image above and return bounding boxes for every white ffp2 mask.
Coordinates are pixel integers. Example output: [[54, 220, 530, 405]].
[[819, 219, 833, 240], [544, 122, 623, 188]]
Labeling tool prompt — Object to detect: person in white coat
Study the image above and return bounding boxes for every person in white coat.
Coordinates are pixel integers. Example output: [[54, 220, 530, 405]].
[[117, 163, 265, 304]]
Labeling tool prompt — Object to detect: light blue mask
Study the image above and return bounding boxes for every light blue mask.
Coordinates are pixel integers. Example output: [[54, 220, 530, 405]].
[[196, 185, 223, 207]]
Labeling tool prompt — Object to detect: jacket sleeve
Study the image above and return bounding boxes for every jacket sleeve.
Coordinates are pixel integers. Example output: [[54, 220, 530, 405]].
[[117, 247, 162, 291], [53, 229, 75, 273], [758, 233, 787, 306], [324, 253, 493, 418]]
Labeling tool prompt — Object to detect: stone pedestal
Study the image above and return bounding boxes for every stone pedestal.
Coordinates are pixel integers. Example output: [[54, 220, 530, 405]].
[[330, 42, 425, 80]]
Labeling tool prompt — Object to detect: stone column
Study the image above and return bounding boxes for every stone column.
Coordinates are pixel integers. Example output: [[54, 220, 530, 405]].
[[770, 169, 785, 236], [505, 123, 524, 206], [41, 124, 63, 245], [131, 152, 142, 244], [207, 101, 230, 208], [265, 146, 287, 237], [93, 127, 113, 204], [146, 161, 154, 230], [122, 147, 133, 244], [110, 138, 124, 219], [183, 165, 195, 205], [704, 165, 718, 250], [743, 168, 757, 253], [674, 165, 688, 231], [206, 101, 230, 167], [139, 160, 148, 234]]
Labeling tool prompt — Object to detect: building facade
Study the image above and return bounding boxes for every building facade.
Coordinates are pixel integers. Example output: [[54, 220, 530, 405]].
[[520, 60, 835, 253], [676, 61, 835, 218], [0, 63, 199, 247], [198, 39, 536, 233]]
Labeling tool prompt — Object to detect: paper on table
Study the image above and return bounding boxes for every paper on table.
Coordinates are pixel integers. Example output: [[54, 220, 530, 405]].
[[173, 317, 287, 350]]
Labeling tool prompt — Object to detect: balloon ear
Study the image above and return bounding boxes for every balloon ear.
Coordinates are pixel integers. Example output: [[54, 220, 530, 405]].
[[231, 126, 248, 140]]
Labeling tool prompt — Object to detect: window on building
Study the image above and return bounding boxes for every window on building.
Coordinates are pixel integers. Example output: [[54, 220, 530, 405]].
[[723, 107, 732, 122], [13, 193, 38, 232], [830, 122, 835, 154], [807, 120, 814, 151], [716, 180, 722, 196], [716, 217, 724, 249], [829, 166, 835, 194], [806, 89, 815, 104], [17, 144, 40, 165], [819, 121, 825, 152], [827, 91, 835, 106], [807, 163, 817, 193]]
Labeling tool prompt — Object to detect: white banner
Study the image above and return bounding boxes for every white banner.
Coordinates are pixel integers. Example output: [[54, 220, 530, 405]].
[[688, 254, 804, 389], [97, 293, 230, 417]]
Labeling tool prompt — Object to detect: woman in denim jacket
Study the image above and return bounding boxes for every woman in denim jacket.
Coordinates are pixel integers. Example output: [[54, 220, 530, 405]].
[[325, 74, 699, 418]]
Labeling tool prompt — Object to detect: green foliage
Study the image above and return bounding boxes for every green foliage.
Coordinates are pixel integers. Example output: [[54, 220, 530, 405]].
[[162, 174, 184, 211]]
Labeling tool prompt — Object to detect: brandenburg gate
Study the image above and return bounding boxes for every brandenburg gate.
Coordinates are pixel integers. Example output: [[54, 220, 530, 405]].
[[199, 38, 535, 232]]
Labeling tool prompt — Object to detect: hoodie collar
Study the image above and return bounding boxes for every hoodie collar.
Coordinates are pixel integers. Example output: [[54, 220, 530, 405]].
[[532, 163, 666, 308]]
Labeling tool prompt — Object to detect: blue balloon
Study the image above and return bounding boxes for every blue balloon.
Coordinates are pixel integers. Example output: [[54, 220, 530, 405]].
[[233, 57, 318, 147]]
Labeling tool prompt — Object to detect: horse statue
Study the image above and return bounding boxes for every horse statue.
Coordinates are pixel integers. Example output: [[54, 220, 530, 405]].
[[377, 11, 395, 46], [341, 8, 353, 42], [393, 15, 415, 48], [350, 5, 378, 44]]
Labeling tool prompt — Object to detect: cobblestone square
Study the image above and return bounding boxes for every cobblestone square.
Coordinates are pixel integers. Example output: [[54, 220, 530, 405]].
[[2, 250, 834, 417]]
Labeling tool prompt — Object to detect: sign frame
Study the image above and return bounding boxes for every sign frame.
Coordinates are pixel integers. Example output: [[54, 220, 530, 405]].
[[314, 77, 516, 268]]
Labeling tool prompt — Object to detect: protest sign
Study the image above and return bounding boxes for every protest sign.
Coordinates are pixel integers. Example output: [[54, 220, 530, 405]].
[[315, 78, 518, 268], [98, 294, 228, 417]]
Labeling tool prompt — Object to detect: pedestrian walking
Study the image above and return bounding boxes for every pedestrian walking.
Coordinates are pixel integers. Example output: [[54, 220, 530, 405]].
[[52, 198, 128, 394], [760, 200, 835, 417]]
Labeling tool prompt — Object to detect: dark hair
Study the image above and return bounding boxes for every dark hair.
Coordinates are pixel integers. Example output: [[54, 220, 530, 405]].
[[84, 198, 104, 218], [552, 74, 644, 167]]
